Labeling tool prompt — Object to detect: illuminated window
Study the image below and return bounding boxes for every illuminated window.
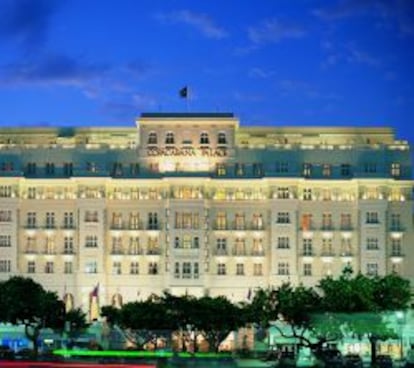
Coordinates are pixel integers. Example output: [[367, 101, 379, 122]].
[[235, 163, 245, 176], [322, 164, 331, 177], [322, 238, 333, 255], [301, 214, 312, 230], [85, 261, 97, 273], [45, 261, 54, 274], [218, 132, 227, 145], [200, 132, 209, 145], [148, 132, 157, 145], [303, 163, 312, 177], [235, 213, 245, 230], [234, 238, 246, 256], [252, 239, 264, 256], [165, 132, 175, 145], [236, 263, 244, 275], [216, 212, 227, 230], [216, 163, 226, 176], [391, 163, 401, 177]]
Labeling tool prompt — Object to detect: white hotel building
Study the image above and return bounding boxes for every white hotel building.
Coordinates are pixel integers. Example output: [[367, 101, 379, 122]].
[[0, 112, 412, 311]]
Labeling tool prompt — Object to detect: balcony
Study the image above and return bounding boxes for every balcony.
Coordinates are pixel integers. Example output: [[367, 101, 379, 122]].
[[62, 249, 75, 255], [251, 250, 265, 257], [321, 225, 334, 231], [146, 248, 161, 255], [110, 248, 124, 255], [232, 249, 248, 256], [214, 249, 228, 256], [24, 248, 37, 254]]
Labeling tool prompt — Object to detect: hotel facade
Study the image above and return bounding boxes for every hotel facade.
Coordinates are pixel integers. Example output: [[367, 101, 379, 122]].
[[0, 113, 412, 312]]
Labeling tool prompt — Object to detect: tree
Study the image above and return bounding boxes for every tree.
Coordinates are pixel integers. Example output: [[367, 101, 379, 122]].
[[0, 277, 65, 357], [64, 308, 89, 339]]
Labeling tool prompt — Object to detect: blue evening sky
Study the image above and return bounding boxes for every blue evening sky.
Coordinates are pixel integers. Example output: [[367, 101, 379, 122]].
[[0, 0, 413, 147]]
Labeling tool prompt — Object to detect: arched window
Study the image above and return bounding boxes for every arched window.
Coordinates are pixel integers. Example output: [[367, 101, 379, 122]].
[[112, 293, 123, 308], [200, 132, 209, 145], [148, 132, 157, 145], [217, 132, 227, 145], [165, 132, 175, 145]]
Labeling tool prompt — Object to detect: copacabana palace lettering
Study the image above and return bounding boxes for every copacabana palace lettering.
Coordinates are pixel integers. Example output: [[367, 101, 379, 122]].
[[147, 147, 227, 157]]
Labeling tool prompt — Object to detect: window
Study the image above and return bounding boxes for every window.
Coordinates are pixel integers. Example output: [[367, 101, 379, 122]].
[[364, 163, 377, 173], [322, 164, 331, 177], [129, 237, 141, 255], [27, 261, 35, 273], [26, 236, 36, 253], [217, 263, 226, 275], [391, 238, 402, 256], [64, 237, 74, 254], [85, 261, 97, 273], [0, 210, 12, 222], [235, 163, 245, 176], [129, 212, 140, 229], [218, 132, 227, 145], [193, 262, 199, 279], [253, 263, 263, 276], [64, 212, 74, 229], [341, 164, 351, 177], [64, 262, 73, 274], [236, 263, 244, 275], [303, 188, 312, 200], [63, 162, 73, 176], [340, 214, 352, 230], [0, 186, 12, 198], [148, 132, 157, 145], [45, 261, 54, 274], [234, 238, 246, 256], [86, 162, 97, 173], [303, 263, 312, 276], [216, 212, 227, 230], [390, 214, 401, 231], [112, 162, 123, 177], [252, 213, 264, 230], [322, 238, 333, 255], [253, 163, 263, 176], [28, 187, 36, 199], [252, 238, 264, 256], [275, 161, 289, 173], [216, 163, 226, 176], [182, 262, 192, 278], [193, 236, 199, 249], [366, 263, 378, 276], [277, 212, 290, 224], [111, 237, 123, 254], [341, 237, 352, 256], [0, 260, 11, 273], [322, 213, 333, 230], [366, 212, 379, 224], [45, 162, 55, 175], [46, 212, 55, 228], [235, 213, 245, 230], [112, 261, 122, 275], [130, 262, 139, 274], [148, 262, 158, 275], [216, 238, 227, 255], [26, 162, 37, 175], [278, 262, 290, 275], [148, 212, 158, 230], [174, 262, 180, 278], [1, 162, 13, 172], [277, 187, 290, 199], [391, 163, 401, 177], [277, 237, 290, 249], [200, 132, 209, 145], [85, 211, 98, 222], [45, 236, 55, 254], [85, 235, 98, 248], [366, 237, 379, 250], [303, 238, 313, 256], [301, 214, 312, 231], [0, 235, 11, 247], [130, 163, 140, 176], [303, 163, 312, 177], [165, 132, 175, 145]]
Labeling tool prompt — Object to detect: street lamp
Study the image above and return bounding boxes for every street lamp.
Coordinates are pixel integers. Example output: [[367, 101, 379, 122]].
[[396, 311, 405, 361]]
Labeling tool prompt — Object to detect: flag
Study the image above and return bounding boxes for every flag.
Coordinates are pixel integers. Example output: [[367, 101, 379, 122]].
[[179, 86, 188, 98], [90, 283, 99, 298]]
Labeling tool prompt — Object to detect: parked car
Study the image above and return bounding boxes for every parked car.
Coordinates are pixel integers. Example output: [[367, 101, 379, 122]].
[[376, 354, 393, 368], [343, 354, 363, 368], [320, 348, 343, 367]]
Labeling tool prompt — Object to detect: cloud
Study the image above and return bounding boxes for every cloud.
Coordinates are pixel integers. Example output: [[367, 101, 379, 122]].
[[248, 67, 275, 79], [100, 94, 157, 120], [314, 0, 414, 37], [248, 18, 306, 45], [155, 10, 228, 39], [278, 79, 341, 101], [0, 54, 109, 87], [345, 43, 381, 67], [321, 42, 381, 68], [0, 0, 62, 51]]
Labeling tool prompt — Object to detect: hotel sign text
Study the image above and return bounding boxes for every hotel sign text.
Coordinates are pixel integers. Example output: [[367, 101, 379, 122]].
[[147, 147, 227, 157]]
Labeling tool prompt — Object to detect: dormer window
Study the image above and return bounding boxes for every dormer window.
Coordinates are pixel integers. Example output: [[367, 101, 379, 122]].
[[200, 132, 209, 145], [218, 132, 227, 145], [148, 132, 157, 145], [165, 132, 175, 145]]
